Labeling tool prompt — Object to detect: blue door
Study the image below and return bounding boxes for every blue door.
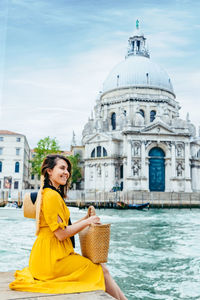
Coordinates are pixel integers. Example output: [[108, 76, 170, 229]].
[[149, 147, 165, 191]]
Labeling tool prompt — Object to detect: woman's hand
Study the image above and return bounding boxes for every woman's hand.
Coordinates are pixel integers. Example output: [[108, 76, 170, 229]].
[[87, 215, 101, 225]]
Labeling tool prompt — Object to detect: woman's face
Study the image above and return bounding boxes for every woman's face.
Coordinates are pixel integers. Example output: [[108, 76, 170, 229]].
[[47, 159, 70, 189]]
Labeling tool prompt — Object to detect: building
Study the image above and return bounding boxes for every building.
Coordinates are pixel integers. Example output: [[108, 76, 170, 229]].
[[81, 23, 200, 193], [0, 130, 30, 191]]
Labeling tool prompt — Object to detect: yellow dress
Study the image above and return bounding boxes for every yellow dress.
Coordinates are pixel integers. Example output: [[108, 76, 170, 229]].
[[9, 188, 105, 294]]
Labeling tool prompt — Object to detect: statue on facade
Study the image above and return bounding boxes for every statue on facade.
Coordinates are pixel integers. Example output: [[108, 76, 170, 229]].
[[132, 160, 140, 176], [90, 171, 94, 180], [97, 165, 101, 177], [118, 108, 127, 129], [133, 142, 141, 156], [176, 144, 183, 157], [115, 167, 119, 179], [176, 162, 184, 177]]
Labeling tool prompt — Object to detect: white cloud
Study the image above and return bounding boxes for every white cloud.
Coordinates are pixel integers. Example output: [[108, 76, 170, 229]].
[[1, 0, 200, 150], [1, 42, 124, 149]]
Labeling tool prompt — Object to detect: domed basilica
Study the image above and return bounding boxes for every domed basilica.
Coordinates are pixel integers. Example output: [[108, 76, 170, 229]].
[[81, 23, 200, 193]]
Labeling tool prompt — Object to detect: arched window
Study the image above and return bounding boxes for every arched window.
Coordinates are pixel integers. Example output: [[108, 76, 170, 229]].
[[91, 149, 95, 158], [111, 112, 116, 130], [97, 146, 101, 157], [139, 109, 145, 118], [150, 110, 156, 122], [0, 161, 2, 172], [103, 147, 107, 157], [15, 162, 20, 173]]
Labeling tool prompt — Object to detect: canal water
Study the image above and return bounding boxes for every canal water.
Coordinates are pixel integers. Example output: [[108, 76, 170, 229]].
[[0, 207, 200, 300]]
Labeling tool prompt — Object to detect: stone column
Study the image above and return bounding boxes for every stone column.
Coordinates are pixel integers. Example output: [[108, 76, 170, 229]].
[[165, 158, 171, 192], [184, 142, 192, 192], [103, 105, 107, 121], [169, 142, 176, 192], [94, 164, 97, 192], [127, 101, 132, 126], [171, 142, 176, 177], [141, 141, 145, 178], [127, 140, 132, 177], [146, 105, 150, 124], [140, 140, 147, 190], [185, 143, 190, 178]]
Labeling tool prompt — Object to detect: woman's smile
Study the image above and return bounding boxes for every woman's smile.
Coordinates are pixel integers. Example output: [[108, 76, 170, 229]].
[[48, 159, 70, 188]]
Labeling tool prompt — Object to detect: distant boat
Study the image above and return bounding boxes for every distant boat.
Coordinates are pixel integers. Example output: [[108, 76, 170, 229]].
[[116, 201, 150, 210], [3, 202, 19, 209]]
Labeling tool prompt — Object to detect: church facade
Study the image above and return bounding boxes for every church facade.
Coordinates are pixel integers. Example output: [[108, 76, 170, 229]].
[[81, 24, 200, 193]]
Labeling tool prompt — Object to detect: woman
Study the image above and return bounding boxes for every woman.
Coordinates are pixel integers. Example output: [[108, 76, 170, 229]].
[[10, 154, 127, 300]]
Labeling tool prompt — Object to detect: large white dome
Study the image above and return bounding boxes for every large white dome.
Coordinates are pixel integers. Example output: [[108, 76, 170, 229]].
[[102, 56, 174, 95]]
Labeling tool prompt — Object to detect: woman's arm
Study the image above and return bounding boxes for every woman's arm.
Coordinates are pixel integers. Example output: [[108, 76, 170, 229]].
[[54, 215, 100, 241], [73, 214, 88, 225]]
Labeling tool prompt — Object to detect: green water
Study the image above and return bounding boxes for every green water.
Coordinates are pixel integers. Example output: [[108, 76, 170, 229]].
[[0, 208, 200, 300]]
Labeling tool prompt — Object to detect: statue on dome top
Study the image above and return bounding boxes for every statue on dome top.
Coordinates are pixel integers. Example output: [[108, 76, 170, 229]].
[[136, 19, 139, 29]]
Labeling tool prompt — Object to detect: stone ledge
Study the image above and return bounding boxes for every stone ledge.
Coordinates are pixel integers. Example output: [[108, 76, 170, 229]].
[[1, 272, 114, 300]]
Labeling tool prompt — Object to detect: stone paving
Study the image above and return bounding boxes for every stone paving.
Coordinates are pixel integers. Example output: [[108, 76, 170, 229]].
[[0, 272, 114, 300]]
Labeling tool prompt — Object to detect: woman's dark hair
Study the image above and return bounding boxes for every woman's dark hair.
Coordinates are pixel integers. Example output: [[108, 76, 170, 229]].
[[41, 154, 72, 198]]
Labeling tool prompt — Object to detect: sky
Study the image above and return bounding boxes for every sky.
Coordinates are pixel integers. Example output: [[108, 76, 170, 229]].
[[0, 0, 200, 150]]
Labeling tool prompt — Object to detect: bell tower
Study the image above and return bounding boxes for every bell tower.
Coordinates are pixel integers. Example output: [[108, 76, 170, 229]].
[[126, 20, 149, 58]]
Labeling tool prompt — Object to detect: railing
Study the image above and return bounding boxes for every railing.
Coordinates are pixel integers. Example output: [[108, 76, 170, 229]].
[[1, 189, 200, 208]]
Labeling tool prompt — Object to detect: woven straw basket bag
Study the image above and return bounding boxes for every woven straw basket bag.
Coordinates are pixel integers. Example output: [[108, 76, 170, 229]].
[[79, 223, 111, 264]]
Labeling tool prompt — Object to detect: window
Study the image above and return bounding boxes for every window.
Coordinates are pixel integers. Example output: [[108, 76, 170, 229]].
[[120, 165, 123, 179], [91, 147, 107, 158], [16, 137, 21, 142], [16, 148, 20, 155], [97, 146, 101, 157], [0, 137, 3, 141], [91, 149, 95, 158], [31, 174, 34, 180], [146, 73, 149, 84], [137, 40, 140, 51], [111, 112, 116, 130], [0, 148, 3, 155], [150, 110, 156, 122], [15, 162, 20, 173], [103, 147, 107, 157], [0, 161, 2, 172], [139, 109, 145, 118], [14, 181, 19, 189]]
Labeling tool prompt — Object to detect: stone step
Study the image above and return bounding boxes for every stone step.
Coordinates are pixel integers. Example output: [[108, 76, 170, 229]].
[[0, 272, 114, 300]]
